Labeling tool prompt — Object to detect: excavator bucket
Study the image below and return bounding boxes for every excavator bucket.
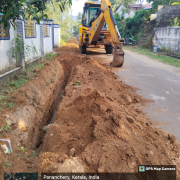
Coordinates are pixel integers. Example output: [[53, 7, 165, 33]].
[[110, 46, 124, 67]]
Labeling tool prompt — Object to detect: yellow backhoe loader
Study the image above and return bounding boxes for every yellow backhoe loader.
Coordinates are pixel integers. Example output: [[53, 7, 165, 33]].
[[78, 0, 124, 67]]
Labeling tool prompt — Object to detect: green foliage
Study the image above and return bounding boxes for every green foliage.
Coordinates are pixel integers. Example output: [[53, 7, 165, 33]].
[[33, 63, 44, 69], [60, 39, 66, 45], [31, 151, 38, 158], [76, 12, 82, 24], [147, 0, 180, 13], [20, 146, 25, 152], [172, 2, 180, 4], [110, 0, 135, 12], [61, 33, 71, 42], [10, 35, 37, 63], [6, 103, 16, 108], [0, 0, 72, 29], [0, 0, 25, 28], [72, 12, 82, 36], [0, 96, 7, 101], [73, 24, 79, 36], [173, 17, 179, 26], [114, 12, 125, 36], [72, 80, 82, 86], [3, 163, 12, 169], [114, 9, 151, 38], [44, 2, 74, 43], [43, 126, 50, 132], [10, 79, 28, 89], [0, 122, 11, 134], [125, 10, 150, 37], [0, 102, 16, 111], [46, 53, 57, 61], [0, 54, 54, 104]]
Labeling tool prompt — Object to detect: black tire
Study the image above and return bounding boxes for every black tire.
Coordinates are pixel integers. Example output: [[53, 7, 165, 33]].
[[133, 41, 138, 46], [105, 45, 112, 54], [79, 45, 86, 54]]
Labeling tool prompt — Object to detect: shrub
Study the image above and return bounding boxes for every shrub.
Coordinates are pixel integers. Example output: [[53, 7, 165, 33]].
[[123, 9, 151, 37], [171, 2, 180, 5]]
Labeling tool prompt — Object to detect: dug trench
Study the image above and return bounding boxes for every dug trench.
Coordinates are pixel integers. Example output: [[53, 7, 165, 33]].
[[0, 41, 180, 179]]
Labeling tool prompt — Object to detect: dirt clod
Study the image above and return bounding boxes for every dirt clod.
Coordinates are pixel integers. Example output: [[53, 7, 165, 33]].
[[168, 134, 176, 144], [69, 148, 76, 157]]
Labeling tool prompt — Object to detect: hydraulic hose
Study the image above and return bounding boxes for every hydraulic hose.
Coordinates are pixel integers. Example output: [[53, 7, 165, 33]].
[[109, 7, 121, 38]]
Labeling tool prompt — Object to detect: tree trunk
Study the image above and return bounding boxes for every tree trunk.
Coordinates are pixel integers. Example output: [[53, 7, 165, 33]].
[[169, 0, 172, 5]]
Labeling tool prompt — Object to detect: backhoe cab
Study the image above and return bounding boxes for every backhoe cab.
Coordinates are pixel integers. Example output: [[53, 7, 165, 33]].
[[79, 0, 125, 67]]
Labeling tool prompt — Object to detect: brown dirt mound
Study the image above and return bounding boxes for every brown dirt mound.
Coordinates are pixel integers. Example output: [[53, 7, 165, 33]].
[[0, 41, 179, 178], [38, 44, 180, 177], [0, 58, 65, 177]]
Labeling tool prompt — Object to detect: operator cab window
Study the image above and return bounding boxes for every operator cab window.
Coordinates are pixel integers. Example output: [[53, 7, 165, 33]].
[[82, 7, 100, 27]]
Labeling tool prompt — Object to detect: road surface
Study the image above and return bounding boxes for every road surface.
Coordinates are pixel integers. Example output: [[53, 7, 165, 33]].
[[87, 47, 180, 143]]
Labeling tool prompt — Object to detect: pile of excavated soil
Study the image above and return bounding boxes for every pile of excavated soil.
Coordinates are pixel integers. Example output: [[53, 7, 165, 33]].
[[0, 57, 65, 177], [38, 43, 180, 176], [0, 42, 84, 178], [0, 41, 179, 179]]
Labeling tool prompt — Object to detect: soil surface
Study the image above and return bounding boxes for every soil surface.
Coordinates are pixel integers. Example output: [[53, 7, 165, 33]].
[[0, 40, 180, 179], [39, 41, 180, 175]]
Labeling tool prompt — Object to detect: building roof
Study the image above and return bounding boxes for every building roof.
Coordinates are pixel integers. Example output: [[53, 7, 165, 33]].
[[142, 5, 152, 8], [130, 4, 152, 8]]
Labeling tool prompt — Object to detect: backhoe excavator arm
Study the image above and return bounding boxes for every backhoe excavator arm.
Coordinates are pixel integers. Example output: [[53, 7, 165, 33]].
[[89, 0, 119, 44], [88, 0, 124, 67]]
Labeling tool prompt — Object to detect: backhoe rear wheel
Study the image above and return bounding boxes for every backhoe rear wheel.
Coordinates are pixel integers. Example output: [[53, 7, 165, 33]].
[[105, 45, 112, 54], [79, 45, 86, 54]]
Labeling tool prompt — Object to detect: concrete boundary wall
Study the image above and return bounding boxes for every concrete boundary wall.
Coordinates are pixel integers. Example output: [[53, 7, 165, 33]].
[[0, 23, 16, 75], [154, 27, 180, 54], [0, 19, 61, 84], [53, 24, 61, 48]]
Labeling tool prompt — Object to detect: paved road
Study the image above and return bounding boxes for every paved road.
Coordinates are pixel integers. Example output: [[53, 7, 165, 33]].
[[87, 47, 180, 143]]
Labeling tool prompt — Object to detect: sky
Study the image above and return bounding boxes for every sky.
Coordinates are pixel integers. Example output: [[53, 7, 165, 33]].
[[72, 0, 86, 16], [71, 0, 151, 16]]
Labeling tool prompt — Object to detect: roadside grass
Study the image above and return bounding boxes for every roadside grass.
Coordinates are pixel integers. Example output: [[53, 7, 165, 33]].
[[0, 122, 11, 133], [46, 53, 57, 61], [33, 63, 44, 69], [0, 53, 57, 106], [9, 79, 28, 89], [0, 101, 17, 111], [124, 46, 180, 68]]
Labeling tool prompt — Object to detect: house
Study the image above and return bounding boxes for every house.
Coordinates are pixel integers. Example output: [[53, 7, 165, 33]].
[[116, 4, 152, 19]]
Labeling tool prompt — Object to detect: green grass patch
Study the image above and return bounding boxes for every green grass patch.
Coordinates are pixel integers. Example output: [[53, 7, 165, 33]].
[[3, 162, 12, 169], [9, 79, 28, 89], [124, 46, 180, 68], [46, 53, 57, 61], [0, 102, 16, 110], [0, 52, 57, 106], [33, 63, 44, 69], [0, 122, 11, 133], [6, 102, 16, 108], [71, 80, 82, 86], [0, 96, 7, 101]]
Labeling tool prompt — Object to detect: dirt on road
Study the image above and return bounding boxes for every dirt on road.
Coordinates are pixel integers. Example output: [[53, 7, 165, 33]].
[[0, 40, 180, 178]]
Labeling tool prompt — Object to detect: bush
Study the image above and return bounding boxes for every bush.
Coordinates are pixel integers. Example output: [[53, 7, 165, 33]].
[[171, 2, 180, 5], [61, 33, 71, 42], [124, 9, 151, 37], [114, 12, 126, 37]]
